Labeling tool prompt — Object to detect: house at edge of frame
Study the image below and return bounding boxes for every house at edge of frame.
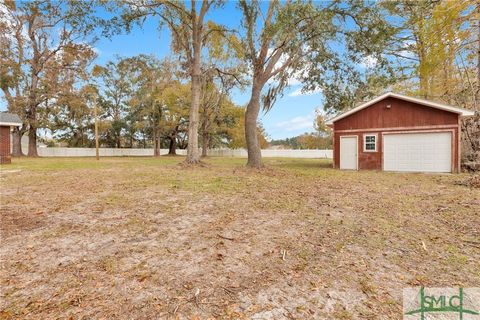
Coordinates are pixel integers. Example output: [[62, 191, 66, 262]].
[[327, 92, 475, 173], [0, 112, 23, 164]]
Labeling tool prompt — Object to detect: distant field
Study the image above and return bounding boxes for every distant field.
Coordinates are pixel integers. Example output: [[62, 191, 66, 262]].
[[1, 157, 479, 319]]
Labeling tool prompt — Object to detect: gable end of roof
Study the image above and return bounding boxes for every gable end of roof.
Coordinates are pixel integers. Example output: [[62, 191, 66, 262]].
[[326, 92, 475, 125]]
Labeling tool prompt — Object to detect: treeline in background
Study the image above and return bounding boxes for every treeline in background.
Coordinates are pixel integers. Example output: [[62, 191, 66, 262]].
[[1, 0, 478, 166]]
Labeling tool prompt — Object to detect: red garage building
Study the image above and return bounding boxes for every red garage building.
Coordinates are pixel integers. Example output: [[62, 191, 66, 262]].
[[327, 92, 474, 173], [0, 113, 23, 164]]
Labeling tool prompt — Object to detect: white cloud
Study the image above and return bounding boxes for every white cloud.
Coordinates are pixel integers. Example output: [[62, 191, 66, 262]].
[[92, 46, 101, 56], [288, 88, 303, 97], [360, 55, 378, 68], [288, 86, 322, 97], [275, 114, 315, 132], [399, 39, 417, 59]]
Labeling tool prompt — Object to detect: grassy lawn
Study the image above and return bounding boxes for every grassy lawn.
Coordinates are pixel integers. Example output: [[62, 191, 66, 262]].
[[1, 157, 479, 319]]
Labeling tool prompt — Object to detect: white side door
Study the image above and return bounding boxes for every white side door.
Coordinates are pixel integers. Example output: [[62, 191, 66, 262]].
[[383, 132, 452, 173], [340, 136, 358, 170]]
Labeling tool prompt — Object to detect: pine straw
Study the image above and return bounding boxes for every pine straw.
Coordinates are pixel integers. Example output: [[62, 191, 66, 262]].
[[1, 157, 479, 319], [468, 175, 480, 188], [468, 174, 480, 188], [455, 174, 480, 188]]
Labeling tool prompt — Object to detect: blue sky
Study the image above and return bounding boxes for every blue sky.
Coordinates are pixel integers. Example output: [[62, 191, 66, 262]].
[[95, 3, 325, 140], [0, 2, 328, 140]]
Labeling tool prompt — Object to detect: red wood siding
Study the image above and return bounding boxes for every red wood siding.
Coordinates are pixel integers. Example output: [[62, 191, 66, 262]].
[[334, 97, 458, 130], [332, 97, 460, 172], [0, 126, 11, 164]]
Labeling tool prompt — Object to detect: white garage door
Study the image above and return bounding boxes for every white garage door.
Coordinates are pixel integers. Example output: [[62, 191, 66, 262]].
[[383, 132, 452, 173]]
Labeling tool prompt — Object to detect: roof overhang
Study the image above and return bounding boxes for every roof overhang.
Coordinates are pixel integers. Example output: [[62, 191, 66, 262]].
[[326, 92, 475, 125], [0, 121, 23, 127]]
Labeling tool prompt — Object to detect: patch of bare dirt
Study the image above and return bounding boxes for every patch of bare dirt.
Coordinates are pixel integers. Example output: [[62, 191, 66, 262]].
[[0, 158, 479, 319], [0, 208, 48, 238]]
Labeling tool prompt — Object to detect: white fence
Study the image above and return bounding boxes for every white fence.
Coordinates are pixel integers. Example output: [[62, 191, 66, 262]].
[[207, 149, 332, 158], [38, 148, 186, 157], [37, 147, 332, 159]]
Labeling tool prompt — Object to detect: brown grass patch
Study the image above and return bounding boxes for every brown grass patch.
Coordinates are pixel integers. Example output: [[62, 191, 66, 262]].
[[1, 157, 479, 319]]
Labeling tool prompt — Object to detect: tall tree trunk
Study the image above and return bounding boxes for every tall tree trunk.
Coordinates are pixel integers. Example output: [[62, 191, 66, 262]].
[[153, 128, 160, 157], [153, 130, 160, 157], [168, 136, 177, 155], [245, 83, 263, 168], [26, 18, 40, 158], [186, 17, 202, 164], [11, 127, 24, 157], [477, 3, 480, 109], [186, 67, 201, 163], [158, 128, 162, 154], [201, 118, 209, 157], [201, 133, 209, 157], [26, 74, 38, 157], [418, 47, 428, 98], [27, 125, 38, 157], [154, 137, 160, 156]]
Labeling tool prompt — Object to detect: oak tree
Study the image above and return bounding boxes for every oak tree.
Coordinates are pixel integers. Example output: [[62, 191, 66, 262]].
[[114, 0, 226, 164], [237, 1, 392, 167], [0, 0, 98, 156]]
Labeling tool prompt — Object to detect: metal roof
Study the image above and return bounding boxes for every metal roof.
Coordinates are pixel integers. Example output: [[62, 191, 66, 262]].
[[0, 112, 23, 126]]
